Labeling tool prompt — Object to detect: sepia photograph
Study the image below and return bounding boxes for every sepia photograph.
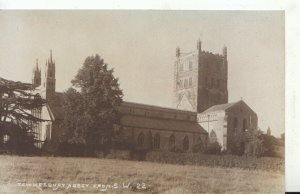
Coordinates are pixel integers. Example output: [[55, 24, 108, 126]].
[[0, 10, 285, 193]]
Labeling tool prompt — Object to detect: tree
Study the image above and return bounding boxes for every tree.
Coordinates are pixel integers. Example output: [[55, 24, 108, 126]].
[[0, 77, 46, 153], [60, 88, 86, 144], [281, 133, 285, 142], [259, 133, 284, 158], [61, 54, 123, 155]]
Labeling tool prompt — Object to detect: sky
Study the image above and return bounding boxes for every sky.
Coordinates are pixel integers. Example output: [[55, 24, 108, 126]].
[[0, 11, 284, 137]]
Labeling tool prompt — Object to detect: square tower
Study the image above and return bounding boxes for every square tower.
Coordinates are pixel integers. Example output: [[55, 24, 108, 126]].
[[173, 40, 228, 113]]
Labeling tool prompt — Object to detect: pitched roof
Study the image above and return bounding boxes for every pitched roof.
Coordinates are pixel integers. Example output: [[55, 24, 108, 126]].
[[122, 101, 196, 115], [202, 101, 240, 113], [120, 114, 207, 134], [47, 92, 65, 120]]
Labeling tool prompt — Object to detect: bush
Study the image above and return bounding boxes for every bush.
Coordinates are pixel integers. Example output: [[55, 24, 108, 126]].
[[112, 141, 135, 150], [204, 142, 221, 154], [260, 134, 284, 158], [56, 142, 109, 157], [169, 146, 184, 153], [105, 150, 132, 160], [192, 143, 203, 153], [145, 151, 284, 172]]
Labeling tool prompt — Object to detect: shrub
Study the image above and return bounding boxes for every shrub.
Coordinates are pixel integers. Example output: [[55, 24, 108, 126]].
[[204, 142, 221, 154], [169, 146, 184, 153], [56, 142, 102, 157], [192, 143, 203, 153], [105, 150, 132, 160], [145, 151, 284, 172], [260, 134, 284, 158]]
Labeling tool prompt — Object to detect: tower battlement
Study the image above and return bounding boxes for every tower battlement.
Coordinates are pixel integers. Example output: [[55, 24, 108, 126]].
[[174, 40, 228, 113]]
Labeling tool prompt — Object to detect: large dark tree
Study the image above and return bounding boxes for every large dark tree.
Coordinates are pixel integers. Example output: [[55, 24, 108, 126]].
[[60, 88, 86, 144], [61, 54, 123, 154], [0, 77, 46, 153]]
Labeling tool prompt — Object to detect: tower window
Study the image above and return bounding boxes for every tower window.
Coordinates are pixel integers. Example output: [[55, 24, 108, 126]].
[[189, 77, 192, 87], [184, 79, 188, 88], [217, 79, 220, 89], [180, 80, 183, 89], [179, 63, 183, 72], [189, 61, 193, 70]]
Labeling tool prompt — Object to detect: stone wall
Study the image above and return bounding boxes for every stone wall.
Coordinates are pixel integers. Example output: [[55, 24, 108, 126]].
[[226, 102, 258, 153], [121, 126, 207, 152]]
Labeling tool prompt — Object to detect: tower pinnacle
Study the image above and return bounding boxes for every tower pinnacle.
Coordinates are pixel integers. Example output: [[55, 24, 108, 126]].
[[223, 45, 227, 59], [50, 49, 53, 63]]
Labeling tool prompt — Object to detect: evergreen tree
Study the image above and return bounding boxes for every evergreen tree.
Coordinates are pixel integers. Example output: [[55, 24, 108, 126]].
[[0, 77, 46, 153]]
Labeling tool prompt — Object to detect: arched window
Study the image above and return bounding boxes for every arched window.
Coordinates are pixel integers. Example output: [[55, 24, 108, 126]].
[[137, 132, 145, 146], [179, 63, 183, 72], [197, 137, 202, 145], [189, 61, 193, 70], [183, 136, 189, 151], [188, 77, 192, 87], [147, 131, 153, 149], [233, 117, 238, 130], [217, 79, 220, 89], [169, 134, 175, 148], [243, 119, 247, 131], [210, 130, 217, 143], [153, 133, 160, 149], [184, 79, 188, 88]]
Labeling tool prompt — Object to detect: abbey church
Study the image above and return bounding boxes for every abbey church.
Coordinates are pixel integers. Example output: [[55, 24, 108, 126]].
[[32, 40, 258, 153]]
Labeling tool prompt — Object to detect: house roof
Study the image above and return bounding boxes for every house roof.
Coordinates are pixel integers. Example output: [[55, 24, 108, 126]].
[[202, 101, 240, 113], [120, 114, 207, 134], [47, 92, 65, 120]]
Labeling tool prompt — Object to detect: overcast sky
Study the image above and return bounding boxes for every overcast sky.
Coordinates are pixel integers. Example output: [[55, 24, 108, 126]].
[[0, 11, 284, 137]]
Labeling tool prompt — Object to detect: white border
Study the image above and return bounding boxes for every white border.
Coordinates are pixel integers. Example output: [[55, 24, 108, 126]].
[[0, 0, 299, 191]]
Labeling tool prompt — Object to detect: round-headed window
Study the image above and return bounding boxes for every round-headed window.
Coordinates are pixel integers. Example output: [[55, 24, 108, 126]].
[[183, 136, 189, 151], [153, 133, 160, 149], [137, 132, 145, 146], [169, 134, 175, 148]]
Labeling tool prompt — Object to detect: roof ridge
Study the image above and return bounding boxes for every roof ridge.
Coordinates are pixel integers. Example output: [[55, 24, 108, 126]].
[[122, 101, 196, 114], [201, 100, 242, 113]]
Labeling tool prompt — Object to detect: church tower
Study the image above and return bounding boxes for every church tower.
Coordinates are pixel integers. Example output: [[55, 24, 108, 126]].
[[44, 50, 56, 100], [32, 59, 41, 88], [174, 39, 228, 112]]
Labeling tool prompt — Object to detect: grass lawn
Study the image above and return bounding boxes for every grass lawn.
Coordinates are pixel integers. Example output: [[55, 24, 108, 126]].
[[0, 155, 284, 193]]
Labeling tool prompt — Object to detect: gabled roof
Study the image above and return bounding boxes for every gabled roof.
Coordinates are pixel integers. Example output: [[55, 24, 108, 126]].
[[121, 114, 207, 134], [202, 101, 240, 113], [47, 92, 64, 120], [121, 101, 196, 115]]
